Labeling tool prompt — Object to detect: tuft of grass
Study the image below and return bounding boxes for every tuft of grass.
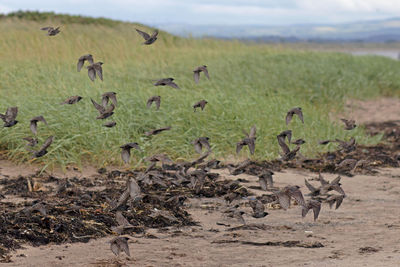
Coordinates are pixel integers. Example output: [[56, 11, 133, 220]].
[[0, 18, 399, 169]]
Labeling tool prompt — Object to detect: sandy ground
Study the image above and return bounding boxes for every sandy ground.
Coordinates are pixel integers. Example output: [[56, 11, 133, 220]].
[[1, 97, 400, 267]]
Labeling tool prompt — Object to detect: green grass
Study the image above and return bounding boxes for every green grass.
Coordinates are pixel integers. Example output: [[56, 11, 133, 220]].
[[0, 16, 399, 170]]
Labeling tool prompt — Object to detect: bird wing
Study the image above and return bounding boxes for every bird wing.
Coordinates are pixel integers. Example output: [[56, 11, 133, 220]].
[[116, 211, 131, 226], [194, 141, 203, 154], [335, 195, 344, 209], [136, 29, 151, 40], [121, 149, 130, 164], [168, 81, 180, 89], [39, 136, 54, 153], [318, 173, 329, 186], [202, 67, 210, 79], [109, 94, 117, 106], [102, 95, 109, 107], [118, 239, 130, 256], [259, 177, 268, 190], [151, 29, 159, 38], [110, 242, 120, 256], [155, 97, 160, 110], [200, 139, 211, 152], [331, 184, 346, 196], [288, 187, 306, 207], [95, 65, 103, 81], [30, 121, 37, 135], [248, 138, 255, 155], [193, 71, 200, 84], [40, 27, 52, 31], [301, 205, 310, 218], [91, 98, 105, 114], [330, 175, 341, 185], [236, 141, 244, 154], [87, 67, 96, 81], [311, 201, 321, 221], [129, 178, 142, 200], [295, 108, 304, 123], [277, 135, 290, 155], [304, 179, 318, 193], [285, 111, 293, 125], [249, 125, 256, 139], [276, 192, 290, 210], [77, 59, 84, 72]]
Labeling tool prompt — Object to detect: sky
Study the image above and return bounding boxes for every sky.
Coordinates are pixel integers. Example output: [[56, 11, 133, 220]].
[[1, 0, 400, 26]]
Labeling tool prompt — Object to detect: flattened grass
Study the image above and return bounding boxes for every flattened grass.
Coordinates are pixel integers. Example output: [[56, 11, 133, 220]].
[[0, 19, 399, 169]]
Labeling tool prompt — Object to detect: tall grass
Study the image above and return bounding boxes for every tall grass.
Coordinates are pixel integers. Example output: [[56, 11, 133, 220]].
[[0, 18, 399, 169]]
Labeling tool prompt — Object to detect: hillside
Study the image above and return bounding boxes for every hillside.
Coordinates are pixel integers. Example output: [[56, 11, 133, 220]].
[[0, 12, 400, 169]]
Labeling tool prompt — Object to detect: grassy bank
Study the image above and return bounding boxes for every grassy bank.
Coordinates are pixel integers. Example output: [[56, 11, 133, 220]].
[[0, 16, 399, 169]]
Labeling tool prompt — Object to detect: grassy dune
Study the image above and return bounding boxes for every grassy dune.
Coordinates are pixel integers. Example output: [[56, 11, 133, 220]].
[[0, 16, 399, 169]]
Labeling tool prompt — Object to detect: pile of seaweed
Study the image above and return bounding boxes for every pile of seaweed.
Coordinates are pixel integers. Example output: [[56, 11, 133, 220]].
[[0, 167, 249, 262]]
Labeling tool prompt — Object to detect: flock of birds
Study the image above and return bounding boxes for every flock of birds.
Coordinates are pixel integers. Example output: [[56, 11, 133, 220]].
[[1, 25, 360, 258]]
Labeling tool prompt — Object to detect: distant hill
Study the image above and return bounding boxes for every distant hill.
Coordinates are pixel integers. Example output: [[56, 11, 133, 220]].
[[158, 18, 400, 43]]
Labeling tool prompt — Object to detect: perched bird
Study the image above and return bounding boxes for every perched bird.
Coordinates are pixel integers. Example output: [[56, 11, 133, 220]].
[[226, 209, 246, 225], [249, 199, 268, 218], [30, 116, 47, 135], [28, 136, 54, 158], [0, 107, 18, 127], [22, 137, 38, 147], [104, 121, 117, 128], [109, 236, 130, 257], [60, 96, 82, 105], [192, 137, 211, 153], [326, 194, 345, 209], [341, 118, 356, 130], [91, 98, 115, 119], [236, 125, 256, 155], [87, 62, 103, 81], [41, 26, 60, 36], [277, 134, 300, 161], [193, 65, 210, 84], [193, 100, 208, 112], [145, 126, 171, 136], [258, 170, 274, 190], [147, 96, 161, 110], [275, 185, 306, 210], [335, 137, 356, 153], [77, 54, 94, 72], [154, 78, 179, 89], [286, 107, 304, 125], [302, 200, 321, 221], [291, 139, 306, 145], [102, 92, 117, 107], [120, 142, 142, 164], [135, 28, 158, 45]]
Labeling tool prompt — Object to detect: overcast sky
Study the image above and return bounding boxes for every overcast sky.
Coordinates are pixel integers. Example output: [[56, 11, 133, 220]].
[[0, 0, 400, 26]]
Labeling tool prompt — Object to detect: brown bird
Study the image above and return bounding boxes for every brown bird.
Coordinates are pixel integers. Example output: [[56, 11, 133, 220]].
[[120, 143, 142, 164], [135, 28, 158, 45], [258, 170, 274, 190], [87, 62, 103, 81], [91, 98, 115, 119], [41, 26, 60, 36], [302, 200, 321, 221], [145, 126, 171, 136], [23, 202, 47, 216], [249, 199, 268, 218], [77, 54, 94, 72], [236, 125, 256, 155], [326, 194, 345, 209], [193, 65, 210, 84], [318, 139, 332, 145], [102, 92, 117, 107], [22, 137, 38, 147], [109, 236, 130, 257], [277, 134, 300, 161], [104, 121, 116, 128], [275, 185, 306, 210], [335, 137, 356, 153], [192, 137, 211, 153], [226, 209, 246, 225], [193, 100, 208, 112], [60, 96, 82, 105], [304, 178, 320, 196], [30, 116, 47, 135], [341, 118, 356, 130], [286, 107, 304, 125], [154, 78, 179, 89], [147, 96, 161, 110], [0, 107, 18, 127], [28, 136, 54, 158]]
